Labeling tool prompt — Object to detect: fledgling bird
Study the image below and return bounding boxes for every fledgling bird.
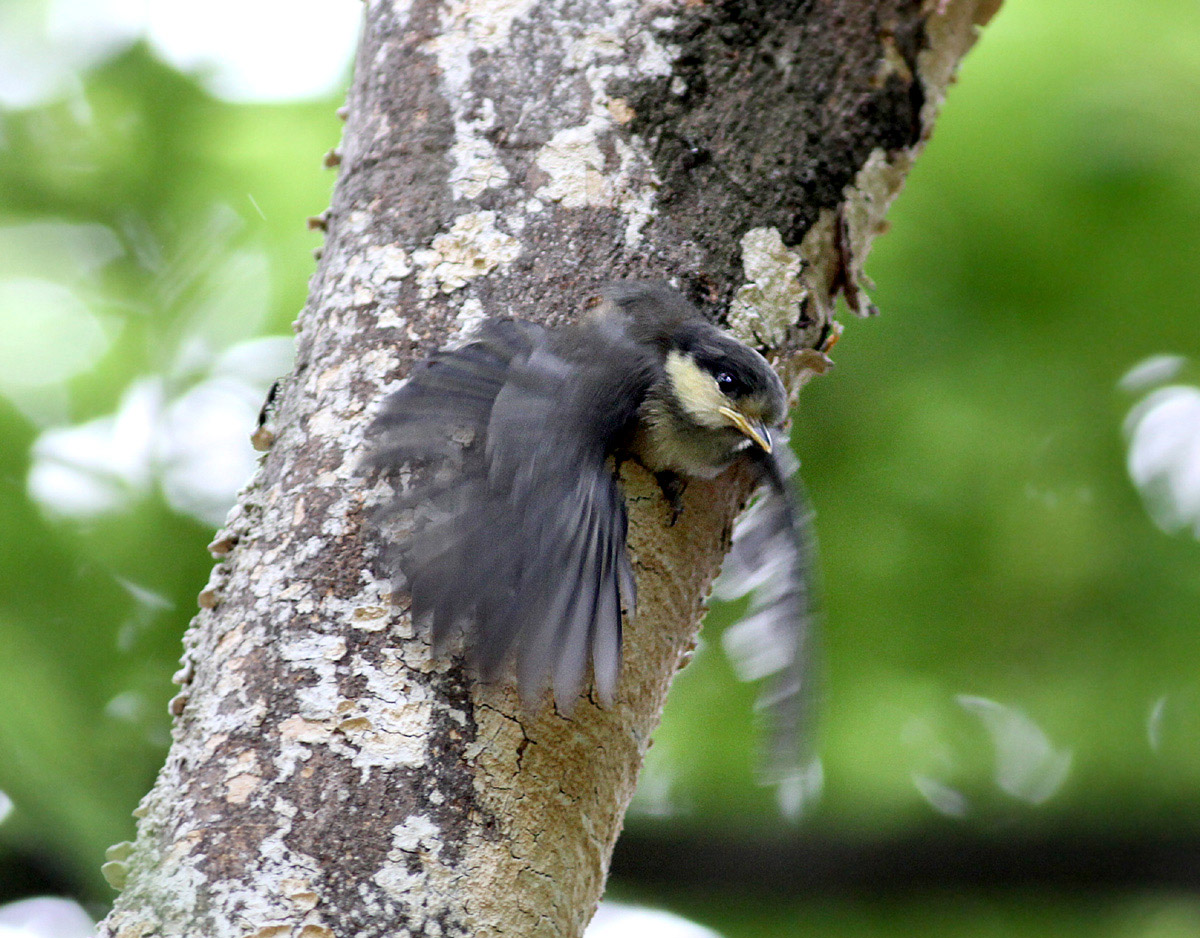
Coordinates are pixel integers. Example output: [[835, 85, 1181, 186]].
[[367, 281, 818, 776]]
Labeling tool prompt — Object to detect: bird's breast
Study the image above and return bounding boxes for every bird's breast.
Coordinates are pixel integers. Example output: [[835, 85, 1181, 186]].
[[632, 397, 748, 479]]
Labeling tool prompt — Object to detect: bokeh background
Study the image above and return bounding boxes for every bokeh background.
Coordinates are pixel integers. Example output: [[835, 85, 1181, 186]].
[[1, 0, 1198, 935]]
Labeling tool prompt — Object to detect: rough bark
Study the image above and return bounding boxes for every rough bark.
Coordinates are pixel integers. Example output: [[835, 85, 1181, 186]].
[[98, 1, 1000, 936]]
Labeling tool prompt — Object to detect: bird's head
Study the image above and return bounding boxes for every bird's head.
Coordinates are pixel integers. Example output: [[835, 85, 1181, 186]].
[[663, 324, 787, 455]]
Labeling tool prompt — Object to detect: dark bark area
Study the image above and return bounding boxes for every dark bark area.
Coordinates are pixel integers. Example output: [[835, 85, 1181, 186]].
[[621, 0, 930, 299]]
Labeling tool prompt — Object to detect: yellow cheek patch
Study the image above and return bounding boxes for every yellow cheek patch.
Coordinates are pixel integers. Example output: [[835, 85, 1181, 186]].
[[664, 350, 728, 428]]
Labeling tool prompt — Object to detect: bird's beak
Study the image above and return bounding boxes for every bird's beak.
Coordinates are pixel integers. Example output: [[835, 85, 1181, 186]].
[[719, 406, 773, 454]]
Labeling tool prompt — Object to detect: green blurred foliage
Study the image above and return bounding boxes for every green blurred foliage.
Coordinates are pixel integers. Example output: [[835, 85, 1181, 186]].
[[0, 0, 1198, 933], [0, 40, 335, 903], [659, 0, 1200, 834]]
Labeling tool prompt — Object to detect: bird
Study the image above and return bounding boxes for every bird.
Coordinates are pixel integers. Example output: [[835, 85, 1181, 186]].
[[367, 281, 819, 777]]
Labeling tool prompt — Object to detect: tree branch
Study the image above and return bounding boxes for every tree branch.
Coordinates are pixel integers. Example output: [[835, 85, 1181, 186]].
[[99, 1, 1000, 935]]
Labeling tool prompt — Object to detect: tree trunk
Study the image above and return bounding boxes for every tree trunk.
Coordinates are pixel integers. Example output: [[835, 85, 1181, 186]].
[[98, 1, 999, 935]]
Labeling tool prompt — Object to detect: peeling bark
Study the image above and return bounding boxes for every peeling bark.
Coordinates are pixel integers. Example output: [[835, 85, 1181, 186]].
[[98, 1, 999, 936]]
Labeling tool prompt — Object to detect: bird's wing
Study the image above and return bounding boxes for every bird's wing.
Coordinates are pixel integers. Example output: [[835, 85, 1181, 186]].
[[368, 317, 654, 709], [714, 440, 821, 789]]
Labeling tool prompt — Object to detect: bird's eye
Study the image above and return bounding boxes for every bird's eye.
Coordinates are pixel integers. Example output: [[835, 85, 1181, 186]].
[[714, 371, 735, 392]]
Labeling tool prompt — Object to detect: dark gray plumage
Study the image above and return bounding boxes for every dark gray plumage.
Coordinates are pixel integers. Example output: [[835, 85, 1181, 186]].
[[714, 440, 820, 781], [367, 281, 817, 775]]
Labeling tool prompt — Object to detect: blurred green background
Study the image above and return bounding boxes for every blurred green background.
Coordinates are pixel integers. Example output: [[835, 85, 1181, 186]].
[[1, 0, 1199, 934]]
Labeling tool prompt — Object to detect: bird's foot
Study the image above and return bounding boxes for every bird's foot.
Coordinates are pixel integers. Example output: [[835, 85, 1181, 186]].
[[655, 471, 687, 526]]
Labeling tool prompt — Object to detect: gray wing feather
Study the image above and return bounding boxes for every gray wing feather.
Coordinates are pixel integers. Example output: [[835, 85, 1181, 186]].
[[714, 440, 820, 784], [368, 317, 651, 707]]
